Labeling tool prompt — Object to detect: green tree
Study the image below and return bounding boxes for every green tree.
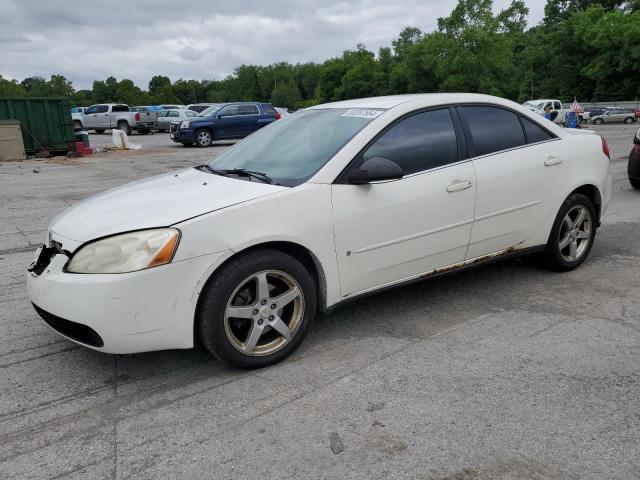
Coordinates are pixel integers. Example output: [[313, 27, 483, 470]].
[[0, 75, 26, 96]]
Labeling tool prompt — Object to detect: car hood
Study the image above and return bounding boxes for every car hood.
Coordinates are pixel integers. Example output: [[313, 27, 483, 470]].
[[50, 168, 286, 243]]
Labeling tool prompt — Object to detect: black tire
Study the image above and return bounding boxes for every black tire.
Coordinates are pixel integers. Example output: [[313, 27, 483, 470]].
[[197, 249, 316, 369], [630, 178, 640, 189], [542, 193, 597, 271], [94, 129, 105, 134], [593, 118, 603, 125], [117, 121, 131, 135], [624, 117, 635, 124], [195, 128, 213, 147], [139, 129, 150, 135], [73, 120, 82, 129]]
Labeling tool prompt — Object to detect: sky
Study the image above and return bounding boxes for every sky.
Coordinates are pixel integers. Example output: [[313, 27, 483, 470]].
[[0, 0, 546, 90]]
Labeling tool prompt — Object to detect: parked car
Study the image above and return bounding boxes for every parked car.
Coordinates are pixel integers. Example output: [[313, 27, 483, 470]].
[[591, 108, 637, 124], [27, 93, 612, 369], [629, 128, 640, 189], [522, 98, 568, 124], [156, 109, 199, 132], [72, 104, 154, 134], [131, 106, 161, 134], [187, 103, 218, 113], [275, 107, 290, 117], [171, 102, 280, 147], [160, 104, 185, 110]]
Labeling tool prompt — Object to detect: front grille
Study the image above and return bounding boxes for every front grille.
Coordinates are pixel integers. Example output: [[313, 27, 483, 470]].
[[33, 303, 104, 348], [169, 123, 178, 133]]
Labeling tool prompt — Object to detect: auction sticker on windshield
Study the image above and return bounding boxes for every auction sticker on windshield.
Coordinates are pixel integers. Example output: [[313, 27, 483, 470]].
[[341, 109, 384, 119]]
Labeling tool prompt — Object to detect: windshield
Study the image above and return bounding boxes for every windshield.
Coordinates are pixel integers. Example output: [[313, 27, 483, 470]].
[[523, 101, 544, 110], [206, 108, 382, 186], [199, 105, 222, 117]]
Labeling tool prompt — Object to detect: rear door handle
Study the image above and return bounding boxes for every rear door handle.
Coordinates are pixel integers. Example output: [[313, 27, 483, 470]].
[[446, 180, 472, 193], [544, 156, 563, 166]]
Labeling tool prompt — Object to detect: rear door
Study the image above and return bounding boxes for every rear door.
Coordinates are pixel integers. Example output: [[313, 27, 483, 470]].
[[458, 105, 566, 259]]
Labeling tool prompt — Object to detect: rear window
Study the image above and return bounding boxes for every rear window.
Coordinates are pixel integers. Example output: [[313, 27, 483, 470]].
[[262, 104, 277, 115], [459, 106, 526, 157]]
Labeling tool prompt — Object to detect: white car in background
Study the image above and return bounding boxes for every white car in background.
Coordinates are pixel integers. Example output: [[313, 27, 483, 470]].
[[28, 94, 612, 369], [155, 109, 199, 132]]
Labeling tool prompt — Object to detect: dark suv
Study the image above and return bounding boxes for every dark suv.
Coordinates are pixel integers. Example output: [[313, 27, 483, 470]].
[[171, 102, 280, 147]]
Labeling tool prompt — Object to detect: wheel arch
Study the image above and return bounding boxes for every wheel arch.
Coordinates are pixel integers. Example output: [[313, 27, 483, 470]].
[[569, 183, 602, 225], [195, 240, 328, 318]]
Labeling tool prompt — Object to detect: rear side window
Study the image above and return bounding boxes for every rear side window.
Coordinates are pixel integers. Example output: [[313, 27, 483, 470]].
[[262, 104, 277, 115], [238, 104, 259, 115], [459, 106, 525, 157], [554, 101, 562, 110], [363, 108, 459, 175], [111, 105, 129, 112], [219, 105, 240, 117], [521, 117, 554, 144]]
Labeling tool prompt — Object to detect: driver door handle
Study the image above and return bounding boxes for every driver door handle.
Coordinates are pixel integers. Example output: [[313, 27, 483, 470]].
[[446, 180, 472, 193], [544, 156, 563, 166]]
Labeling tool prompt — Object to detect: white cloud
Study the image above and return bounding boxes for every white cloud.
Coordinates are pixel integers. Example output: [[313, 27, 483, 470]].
[[0, 0, 546, 90]]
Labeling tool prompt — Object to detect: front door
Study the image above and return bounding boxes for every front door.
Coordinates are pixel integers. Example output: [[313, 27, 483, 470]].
[[457, 105, 567, 259], [332, 108, 477, 297]]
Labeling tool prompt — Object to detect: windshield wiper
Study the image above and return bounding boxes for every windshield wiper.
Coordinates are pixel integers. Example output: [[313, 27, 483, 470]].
[[199, 164, 275, 184]]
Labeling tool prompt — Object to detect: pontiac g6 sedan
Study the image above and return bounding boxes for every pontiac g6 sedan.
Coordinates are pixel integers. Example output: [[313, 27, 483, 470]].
[[28, 94, 613, 369]]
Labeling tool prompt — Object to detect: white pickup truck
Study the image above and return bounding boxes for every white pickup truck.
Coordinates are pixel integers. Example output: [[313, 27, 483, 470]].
[[72, 104, 153, 134], [522, 99, 571, 124]]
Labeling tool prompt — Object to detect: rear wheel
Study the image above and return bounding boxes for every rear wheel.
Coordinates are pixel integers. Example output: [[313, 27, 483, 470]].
[[624, 117, 635, 124], [630, 178, 640, 189], [197, 249, 316, 369], [117, 121, 131, 135], [195, 129, 213, 147], [543, 193, 596, 271]]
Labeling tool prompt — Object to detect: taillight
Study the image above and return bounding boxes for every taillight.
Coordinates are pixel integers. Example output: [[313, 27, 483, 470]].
[[275, 111, 281, 120], [601, 136, 610, 159], [135, 112, 141, 121]]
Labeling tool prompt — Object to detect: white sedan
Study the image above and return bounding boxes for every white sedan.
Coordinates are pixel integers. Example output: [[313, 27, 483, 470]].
[[28, 94, 613, 368]]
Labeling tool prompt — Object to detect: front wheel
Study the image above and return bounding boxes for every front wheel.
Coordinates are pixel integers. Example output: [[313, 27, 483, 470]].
[[543, 193, 597, 271], [195, 129, 213, 147], [94, 129, 105, 134], [73, 120, 82, 129], [630, 178, 640, 190], [197, 249, 316, 369], [593, 118, 603, 125]]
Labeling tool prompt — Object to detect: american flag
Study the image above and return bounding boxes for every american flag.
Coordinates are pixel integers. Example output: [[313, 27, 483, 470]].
[[570, 98, 583, 113]]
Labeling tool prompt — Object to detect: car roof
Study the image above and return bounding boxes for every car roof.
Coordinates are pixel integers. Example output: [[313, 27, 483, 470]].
[[308, 93, 520, 111]]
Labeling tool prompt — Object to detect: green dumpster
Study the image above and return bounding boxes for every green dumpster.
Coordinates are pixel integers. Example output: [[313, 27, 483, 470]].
[[0, 97, 76, 155]]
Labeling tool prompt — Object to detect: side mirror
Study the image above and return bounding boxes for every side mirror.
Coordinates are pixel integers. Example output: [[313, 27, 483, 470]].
[[634, 129, 640, 146], [348, 157, 404, 185]]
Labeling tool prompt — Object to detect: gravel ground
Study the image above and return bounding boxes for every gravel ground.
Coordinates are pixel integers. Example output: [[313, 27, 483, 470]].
[[0, 124, 638, 480]]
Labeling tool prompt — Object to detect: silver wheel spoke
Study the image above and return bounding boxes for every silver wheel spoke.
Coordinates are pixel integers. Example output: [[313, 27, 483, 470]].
[[242, 322, 263, 352], [273, 286, 300, 309], [570, 239, 578, 260], [227, 305, 255, 319], [256, 272, 270, 300], [577, 230, 590, 240], [559, 233, 571, 249], [563, 214, 574, 229], [270, 316, 292, 339], [574, 208, 586, 228]]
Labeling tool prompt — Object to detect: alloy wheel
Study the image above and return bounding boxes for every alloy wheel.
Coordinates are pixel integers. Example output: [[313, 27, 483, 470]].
[[558, 205, 592, 262], [197, 131, 212, 146], [224, 270, 304, 356]]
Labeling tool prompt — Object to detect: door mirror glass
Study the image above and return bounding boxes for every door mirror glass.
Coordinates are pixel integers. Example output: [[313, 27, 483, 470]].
[[348, 157, 404, 184]]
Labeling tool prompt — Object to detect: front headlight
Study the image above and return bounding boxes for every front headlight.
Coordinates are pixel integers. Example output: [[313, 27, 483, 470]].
[[180, 120, 190, 129], [67, 228, 180, 274]]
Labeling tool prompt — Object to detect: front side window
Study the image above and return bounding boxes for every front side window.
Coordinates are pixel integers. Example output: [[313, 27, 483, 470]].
[[554, 101, 562, 110], [361, 108, 459, 175], [95, 105, 109, 113], [208, 108, 380, 186], [85, 106, 97, 114], [459, 106, 525, 157]]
